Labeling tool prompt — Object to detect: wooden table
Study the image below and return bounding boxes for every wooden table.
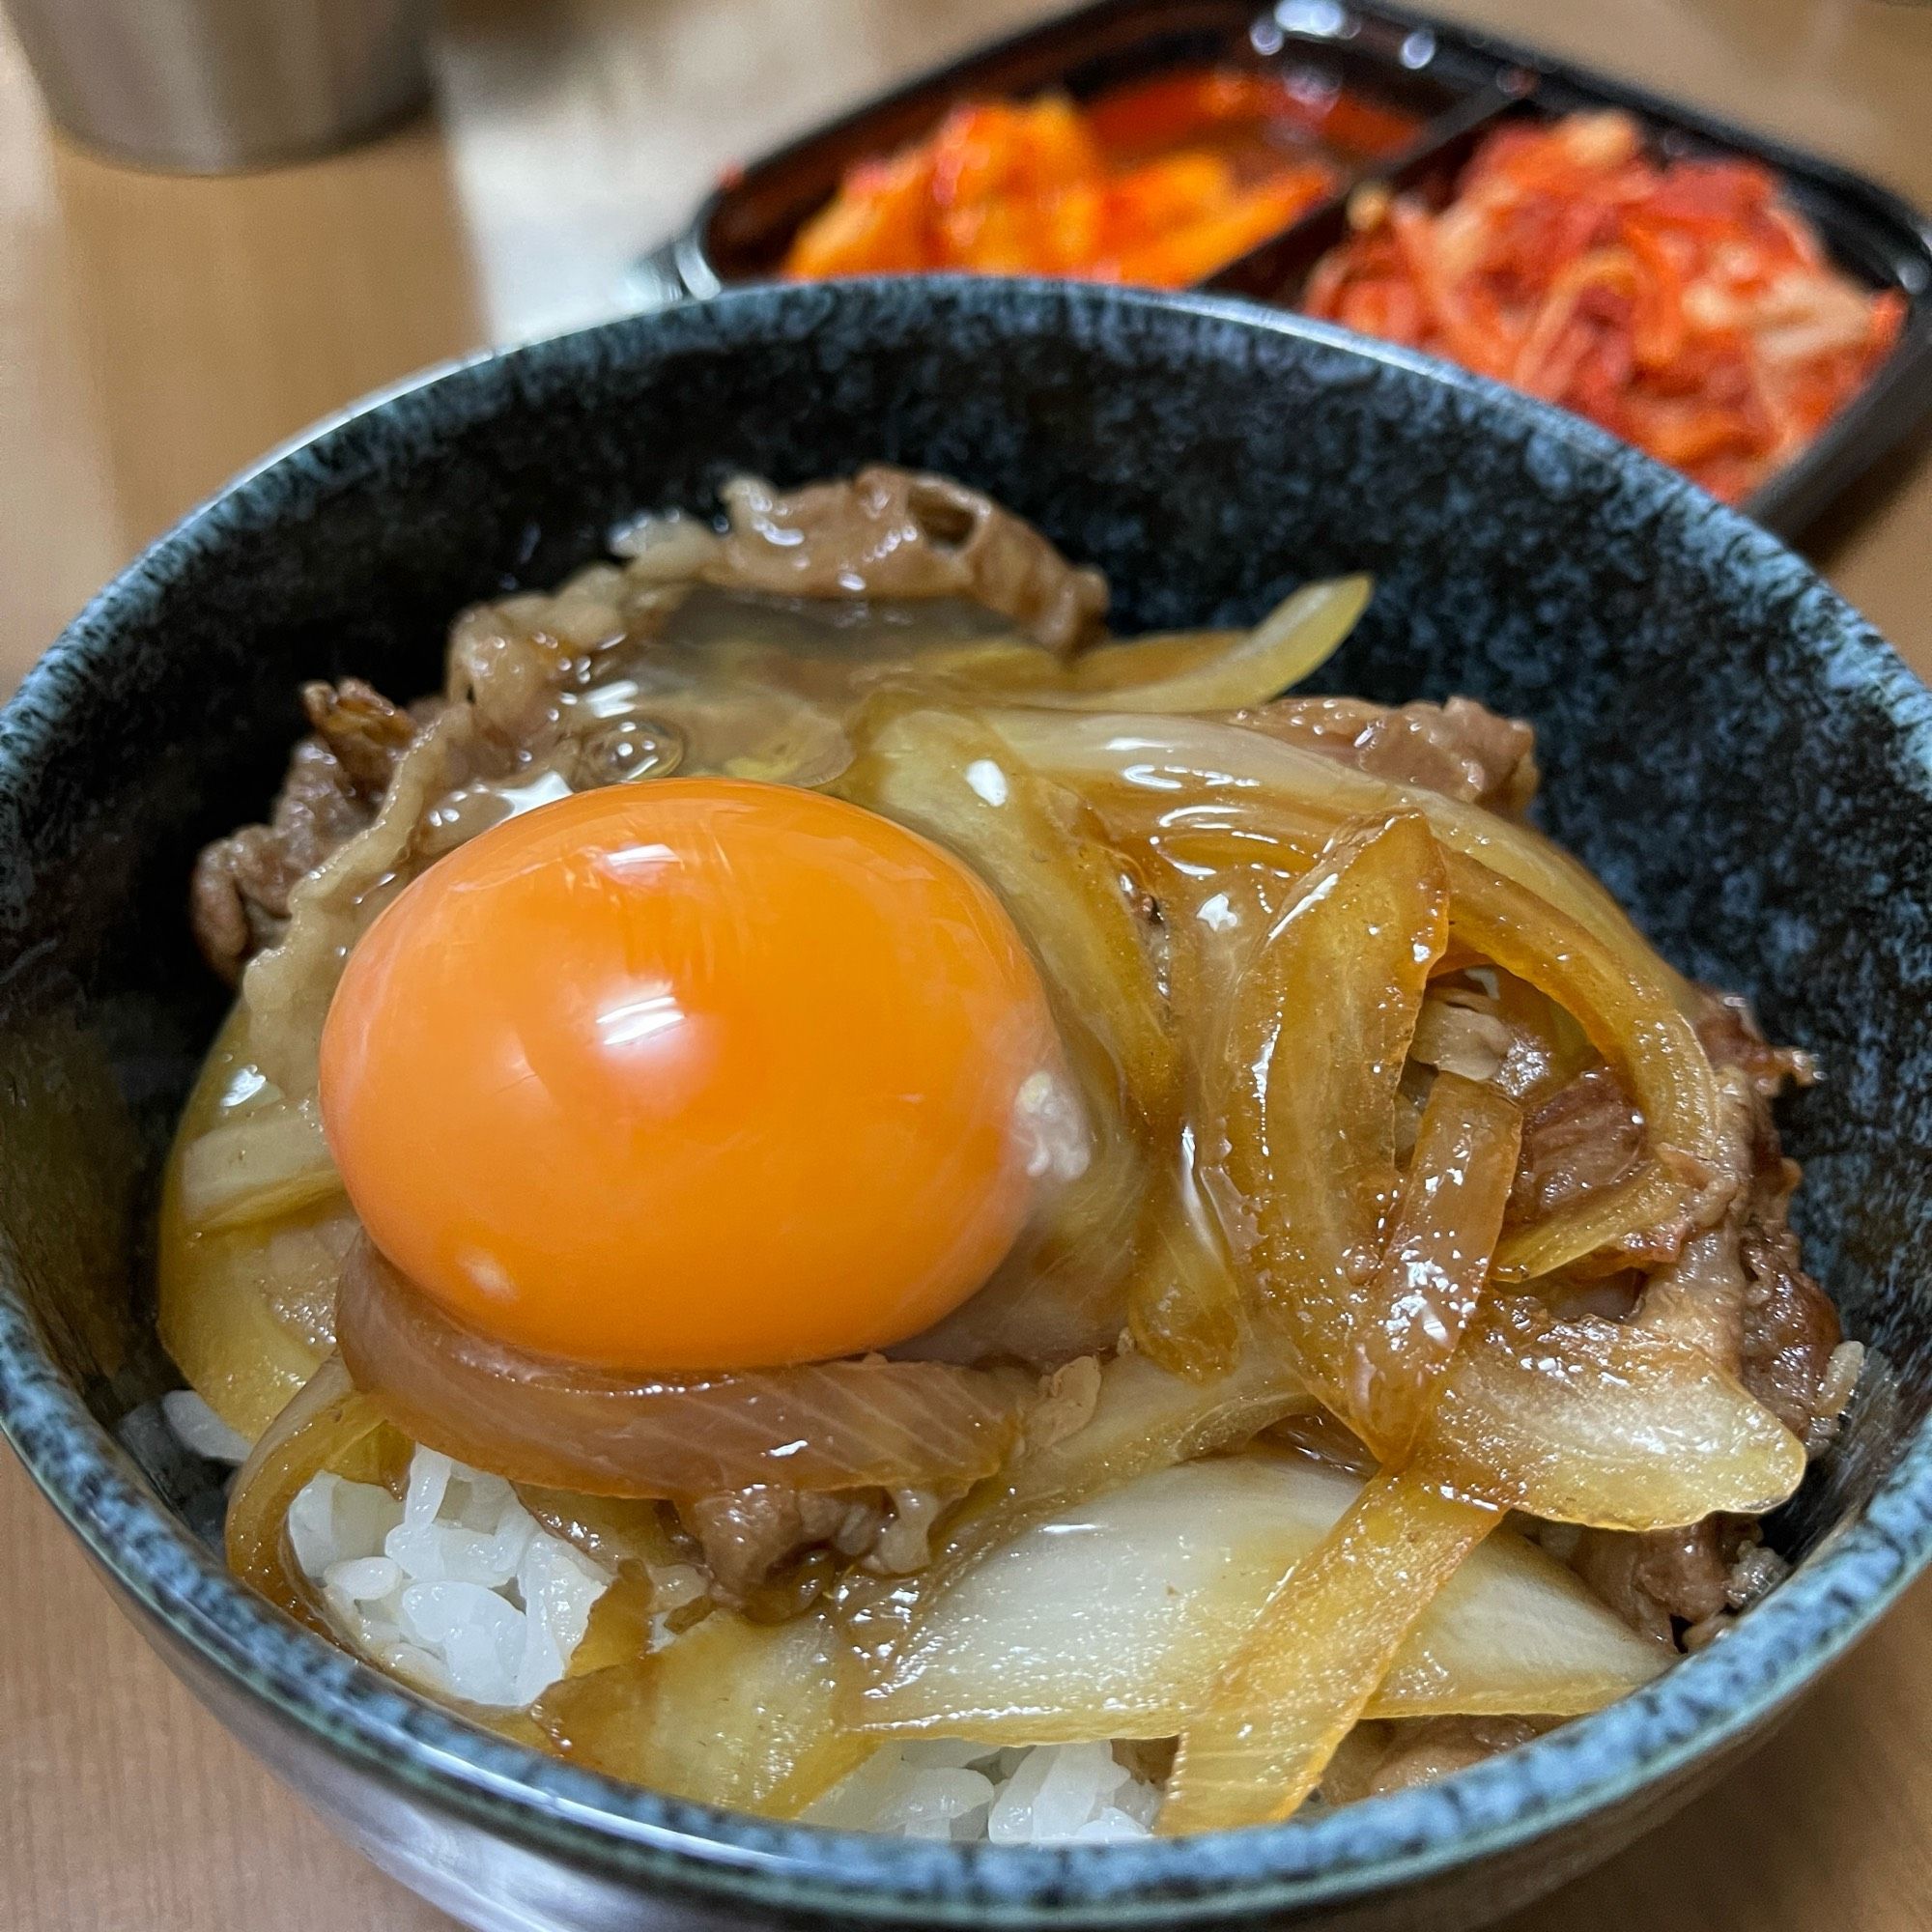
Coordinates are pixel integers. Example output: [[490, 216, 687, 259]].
[[3, 2, 1930, 1926]]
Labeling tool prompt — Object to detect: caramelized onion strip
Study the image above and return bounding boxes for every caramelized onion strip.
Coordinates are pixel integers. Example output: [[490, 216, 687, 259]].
[[1034, 576, 1373, 713], [1419, 1294, 1806, 1526], [846, 706, 1174, 1369], [336, 1241, 1031, 1500], [226, 1351, 394, 1632], [1159, 1465, 1498, 1832], [843, 1344, 1310, 1676], [850, 706, 1176, 1111], [986, 708, 1697, 1015], [990, 711, 1725, 1279], [1210, 811, 1448, 1442], [1356, 1069, 1522, 1462], [534, 1604, 873, 1819], [1444, 852, 1720, 1280]]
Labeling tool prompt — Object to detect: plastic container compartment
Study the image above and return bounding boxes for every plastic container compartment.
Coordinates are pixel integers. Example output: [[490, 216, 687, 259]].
[[634, 0, 1932, 535]]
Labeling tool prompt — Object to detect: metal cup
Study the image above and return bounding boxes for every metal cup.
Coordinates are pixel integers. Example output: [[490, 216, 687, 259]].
[[3, 0, 430, 174]]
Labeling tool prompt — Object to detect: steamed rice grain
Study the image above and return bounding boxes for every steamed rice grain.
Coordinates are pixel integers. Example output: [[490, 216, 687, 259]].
[[287, 1445, 610, 1708], [807, 1738, 1161, 1843]]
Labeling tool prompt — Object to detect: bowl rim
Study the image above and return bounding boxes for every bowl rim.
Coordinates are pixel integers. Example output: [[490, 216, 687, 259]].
[[4, 276, 1932, 1924]]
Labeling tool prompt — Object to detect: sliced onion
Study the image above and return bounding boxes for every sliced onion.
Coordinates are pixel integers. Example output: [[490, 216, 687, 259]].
[[844, 1344, 1310, 1671], [158, 1003, 343, 1440], [533, 1604, 873, 1819], [1122, 1171, 1244, 1383], [1209, 811, 1448, 1444], [158, 1201, 349, 1442], [985, 709, 1697, 1017], [988, 711, 1725, 1279], [177, 1095, 340, 1233], [1354, 1069, 1521, 1462], [1159, 1464, 1497, 1832], [851, 706, 1177, 1112], [337, 1239, 1033, 1499], [1444, 852, 1721, 1280], [1037, 578, 1372, 714], [848, 706, 1174, 1368], [860, 1455, 1664, 1742], [1420, 1294, 1806, 1526], [225, 1352, 398, 1631]]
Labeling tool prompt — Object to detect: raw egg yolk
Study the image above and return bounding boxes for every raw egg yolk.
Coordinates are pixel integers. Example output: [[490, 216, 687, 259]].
[[318, 779, 1059, 1371]]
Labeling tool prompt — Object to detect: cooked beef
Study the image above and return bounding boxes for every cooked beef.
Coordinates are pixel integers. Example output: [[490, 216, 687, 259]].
[[1739, 1183, 1844, 1442], [676, 1486, 864, 1606], [1508, 1066, 1646, 1228], [303, 678, 418, 792], [1571, 1513, 1793, 1647], [1356, 1717, 1554, 1798], [700, 469, 1109, 651], [1571, 1517, 1747, 1643], [1694, 994, 1845, 1444], [1551, 995, 1846, 1642], [1696, 988, 1819, 1097], [1637, 1214, 1749, 1368], [1232, 694, 1540, 813], [675, 1481, 957, 1608], [189, 679, 416, 982], [1501, 978, 1848, 1478], [242, 707, 485, 1096]]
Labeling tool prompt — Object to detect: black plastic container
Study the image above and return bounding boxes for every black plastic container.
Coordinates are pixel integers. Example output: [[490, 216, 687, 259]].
[[632, 0, 1932, 535]]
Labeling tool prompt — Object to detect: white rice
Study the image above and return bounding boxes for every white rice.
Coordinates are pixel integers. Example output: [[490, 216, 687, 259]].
[[170, 1398, 1161, 1841], [286, 1445, 611, 1709], [807, 1739, 1161, 1843]]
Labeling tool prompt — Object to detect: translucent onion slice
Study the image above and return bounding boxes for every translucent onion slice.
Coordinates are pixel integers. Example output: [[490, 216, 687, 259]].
[[844, 1345, 1310, 1672], [1354, 1069, 1521, 1462], [159, 1003, 342, 1440], [860, 1455, 1664, 1742], [850, 707, 1177, 1112], [1420, 1294, 1806, 1526], [1123, 1171, 1244, 1383], [177, 1095, 340, 1233], [1037, 578, 1373, 714], [336, 1240, 1032, 1499], [1210, 812, 1448, 1446], [985, 709, 1695, 1017], [158, 1200, 349, 1443], [1159, 1465, 1498, 1833], [1444, 853, 1719, 1281], [533, 1605, 873, 1819], [226, 1351, 397, 1632], [1154, 817, 1718, 1285], [989, 712, 1724, 1279], [847, 706, 1175, 1369]]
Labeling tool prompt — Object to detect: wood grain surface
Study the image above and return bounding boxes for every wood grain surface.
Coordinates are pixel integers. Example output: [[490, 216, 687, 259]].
[[3, 2, 1930, 1928]]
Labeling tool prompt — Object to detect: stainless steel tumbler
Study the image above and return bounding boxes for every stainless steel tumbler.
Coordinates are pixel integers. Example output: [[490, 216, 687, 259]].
[[3, 0, 430, 173]]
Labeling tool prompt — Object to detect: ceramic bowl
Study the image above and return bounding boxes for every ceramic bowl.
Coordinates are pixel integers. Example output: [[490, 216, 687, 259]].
[[1, 280, 1929, 1932]]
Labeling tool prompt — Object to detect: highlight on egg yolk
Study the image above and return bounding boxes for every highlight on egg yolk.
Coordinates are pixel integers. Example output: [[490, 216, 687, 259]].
[[317, 779, 1061, 1372]]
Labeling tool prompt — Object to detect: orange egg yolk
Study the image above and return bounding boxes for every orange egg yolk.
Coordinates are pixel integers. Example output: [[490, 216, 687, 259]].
[[318, 779, 1060, 1371]]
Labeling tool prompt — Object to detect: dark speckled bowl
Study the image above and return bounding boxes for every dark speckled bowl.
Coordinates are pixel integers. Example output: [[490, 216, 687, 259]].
[[2, 280, 1930, 1932]]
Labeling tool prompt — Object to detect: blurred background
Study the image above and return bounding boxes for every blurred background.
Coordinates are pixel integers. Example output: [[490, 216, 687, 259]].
[[1, 1, 1929, 1926], [4, 0, 1931, 683]]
